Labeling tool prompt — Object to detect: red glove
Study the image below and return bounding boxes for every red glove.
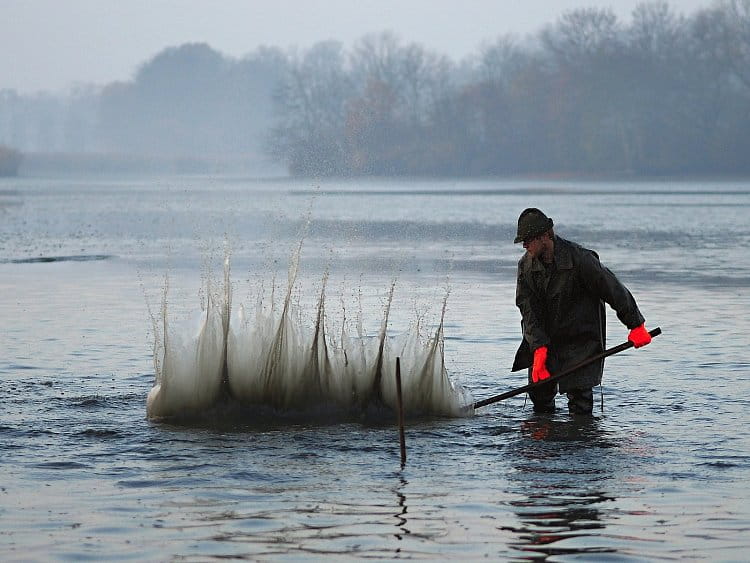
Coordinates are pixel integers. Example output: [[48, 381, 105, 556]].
[[628, 323, 652, 348], [532, 346, 551, 383]]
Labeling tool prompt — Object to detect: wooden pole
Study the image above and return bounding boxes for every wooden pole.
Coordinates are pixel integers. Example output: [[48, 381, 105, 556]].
[[473, 327, 662, 410], [395, 357, 406, 467]]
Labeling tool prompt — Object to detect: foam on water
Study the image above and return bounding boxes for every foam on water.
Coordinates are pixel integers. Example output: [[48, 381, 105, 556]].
[[146, 247, 473, 420]]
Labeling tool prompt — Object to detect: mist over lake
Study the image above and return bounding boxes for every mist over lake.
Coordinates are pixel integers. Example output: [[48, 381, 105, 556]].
[[4, 2, 750, 180]]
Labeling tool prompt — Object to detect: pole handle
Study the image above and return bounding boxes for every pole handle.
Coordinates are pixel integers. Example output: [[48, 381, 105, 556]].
[[473, 327, 661, 410]]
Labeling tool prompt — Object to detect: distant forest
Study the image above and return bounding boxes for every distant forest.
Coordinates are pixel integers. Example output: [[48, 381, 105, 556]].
[[2, 1, 750, 177]]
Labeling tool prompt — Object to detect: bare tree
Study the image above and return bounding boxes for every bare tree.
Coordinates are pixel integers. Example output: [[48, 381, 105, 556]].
[[270, 41, 352, 175]]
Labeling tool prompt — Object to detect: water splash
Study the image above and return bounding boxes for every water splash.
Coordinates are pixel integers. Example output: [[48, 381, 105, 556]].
[[146, 272, 228, 419], [146, 245, 474, 421]]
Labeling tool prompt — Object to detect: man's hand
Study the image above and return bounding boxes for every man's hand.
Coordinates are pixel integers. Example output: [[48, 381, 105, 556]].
[[532, 346, 552, 383], [628, 323, 652, 348]]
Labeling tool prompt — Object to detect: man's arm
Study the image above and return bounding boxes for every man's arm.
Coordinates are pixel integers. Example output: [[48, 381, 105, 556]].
[[579, 250, 645, 329], [515, 269, 551, 350]]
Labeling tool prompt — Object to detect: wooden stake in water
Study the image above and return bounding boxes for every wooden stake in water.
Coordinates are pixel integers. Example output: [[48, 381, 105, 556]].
[[395, 357, 406, 467]]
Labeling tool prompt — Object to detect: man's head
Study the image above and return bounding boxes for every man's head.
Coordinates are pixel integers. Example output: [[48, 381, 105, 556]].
[[515, 208, 554, 260], [514, 208, 553, 244]]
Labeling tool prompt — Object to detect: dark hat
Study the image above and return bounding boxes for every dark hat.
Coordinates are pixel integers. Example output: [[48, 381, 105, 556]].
[[514, 208, 553, 243]]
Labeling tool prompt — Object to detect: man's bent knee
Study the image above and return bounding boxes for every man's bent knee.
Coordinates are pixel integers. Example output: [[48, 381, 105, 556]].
[[566, 388, 594, 415], [530, 381, 557, 413]]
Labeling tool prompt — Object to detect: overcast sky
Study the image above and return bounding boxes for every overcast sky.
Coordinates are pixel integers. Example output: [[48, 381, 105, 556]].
[[3, 0, 710, 94]]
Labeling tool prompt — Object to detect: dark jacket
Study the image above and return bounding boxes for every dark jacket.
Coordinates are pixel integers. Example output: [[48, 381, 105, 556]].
[[512, 236, 645, 391]]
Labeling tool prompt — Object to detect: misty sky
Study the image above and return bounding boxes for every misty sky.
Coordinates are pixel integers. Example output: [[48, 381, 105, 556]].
[[4, 0, 710, 94]]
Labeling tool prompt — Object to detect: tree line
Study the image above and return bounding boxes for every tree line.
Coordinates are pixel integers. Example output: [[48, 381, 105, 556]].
[[0, 44, 286, 172], [271, 0, 750, 176], [1, 1, 749, 177]]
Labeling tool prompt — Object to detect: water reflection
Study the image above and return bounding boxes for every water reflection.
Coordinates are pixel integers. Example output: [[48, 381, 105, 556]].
[[393, 474, 410, 542], [503, 415, 621, 559], [518, 415, 615, 444]]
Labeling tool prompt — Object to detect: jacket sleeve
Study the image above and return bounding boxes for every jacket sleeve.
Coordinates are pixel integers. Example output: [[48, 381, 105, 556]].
[[578, 250, 645, 329], [515, 267, 550, 351]]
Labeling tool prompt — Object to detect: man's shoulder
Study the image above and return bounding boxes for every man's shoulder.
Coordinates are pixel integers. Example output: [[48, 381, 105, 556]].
[[558, 236, 598, 260]]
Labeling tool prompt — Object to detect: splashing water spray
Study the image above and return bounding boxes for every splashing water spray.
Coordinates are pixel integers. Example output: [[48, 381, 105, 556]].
[[146, 240, 474, 421]]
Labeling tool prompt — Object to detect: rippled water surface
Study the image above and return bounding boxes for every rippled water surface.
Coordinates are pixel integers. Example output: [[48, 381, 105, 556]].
[[2, 176, 749, 560]]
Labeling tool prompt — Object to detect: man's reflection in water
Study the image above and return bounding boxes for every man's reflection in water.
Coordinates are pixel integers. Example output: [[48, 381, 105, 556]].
[[501, 415, 620, 560]]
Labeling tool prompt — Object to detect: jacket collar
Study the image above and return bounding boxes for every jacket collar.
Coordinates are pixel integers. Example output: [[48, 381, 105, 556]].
[[554, 236, 574, 269]]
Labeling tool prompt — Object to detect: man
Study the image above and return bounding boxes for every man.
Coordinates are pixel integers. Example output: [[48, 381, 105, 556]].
[[512, 208, 652, 415]]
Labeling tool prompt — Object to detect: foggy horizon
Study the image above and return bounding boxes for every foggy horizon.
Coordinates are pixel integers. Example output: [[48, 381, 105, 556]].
[[4, 0, 748, 179], [3, 0, 710, 95]]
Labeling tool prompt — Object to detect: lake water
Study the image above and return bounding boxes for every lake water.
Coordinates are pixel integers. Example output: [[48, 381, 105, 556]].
[[1, 176, 749, 560]]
